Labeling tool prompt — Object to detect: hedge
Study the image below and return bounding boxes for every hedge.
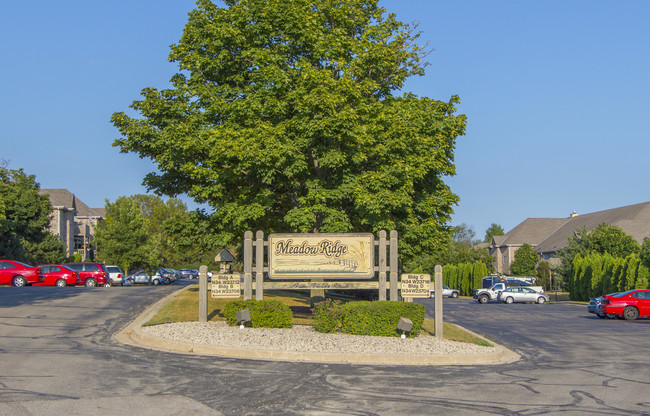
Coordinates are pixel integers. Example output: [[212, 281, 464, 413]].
[[313, 300, 425, 337], [223, 299, 293, 328]]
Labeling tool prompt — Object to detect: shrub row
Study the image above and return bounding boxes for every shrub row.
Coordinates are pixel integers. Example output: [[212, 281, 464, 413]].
[[223, 299, 293, 328], [313, 299, 425, 337], [443, 261, 488, 296], [568, 252, 650, 301]]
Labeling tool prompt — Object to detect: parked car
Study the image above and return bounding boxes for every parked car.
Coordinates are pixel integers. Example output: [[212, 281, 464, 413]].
[[0, 260, 44, 286], [154, 268, 178, 284], [35, 265, 80, 287], [178, 268, 199, 279], [429, 285, 460, 299], [498, 287, 550, 304], [588, 293, 620, 318], [474, 281, 545, 304], [62, 262, 111, 287], [129, 270, 167, 285], [122, 274, 134, 286], [106, 265, 125, 286], [597, 289, 650, 320]]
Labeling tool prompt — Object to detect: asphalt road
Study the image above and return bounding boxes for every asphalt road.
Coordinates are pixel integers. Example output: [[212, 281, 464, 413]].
[[1, 285, 650, 416]]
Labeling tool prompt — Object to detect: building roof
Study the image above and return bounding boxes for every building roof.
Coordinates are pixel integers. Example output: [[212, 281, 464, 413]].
[[499, 218, 570, 247], [39, 188, 76, 210], [535, 201, 650, 253], [39, 189, 105, 218]]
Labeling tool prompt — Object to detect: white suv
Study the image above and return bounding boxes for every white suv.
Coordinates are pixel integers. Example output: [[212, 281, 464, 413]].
[[106, 265, 124, 286]]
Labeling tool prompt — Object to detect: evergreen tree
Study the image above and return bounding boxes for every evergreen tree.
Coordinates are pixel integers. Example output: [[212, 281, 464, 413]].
[[510, 244, 538, 276]]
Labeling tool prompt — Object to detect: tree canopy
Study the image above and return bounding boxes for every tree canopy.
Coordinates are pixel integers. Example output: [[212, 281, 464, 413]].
[[95, 195, 225, 273], [0, 165, 66, 264], [483, 223, 504, 242], [111, 0, 466, 263], [404, 223, 494, 273], [555, 223, 641, 288]]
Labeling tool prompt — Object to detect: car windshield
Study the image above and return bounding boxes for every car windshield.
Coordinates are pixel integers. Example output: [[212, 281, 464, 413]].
[[14, 261, 33, 267]]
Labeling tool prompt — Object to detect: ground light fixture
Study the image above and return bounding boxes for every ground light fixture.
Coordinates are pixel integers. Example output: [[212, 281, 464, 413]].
[[397, 317, 413, 339], [236, 309, 251, 329]]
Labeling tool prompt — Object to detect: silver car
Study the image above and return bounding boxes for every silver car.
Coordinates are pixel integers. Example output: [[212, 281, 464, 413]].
[[429, 285, 460, 299], [128, 270, 167, 285], [498, 287, 549, 304]]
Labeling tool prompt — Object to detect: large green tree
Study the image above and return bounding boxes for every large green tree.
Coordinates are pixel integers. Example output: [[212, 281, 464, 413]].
[[111, 0, 466, 263], [0, 165, 66, 264]]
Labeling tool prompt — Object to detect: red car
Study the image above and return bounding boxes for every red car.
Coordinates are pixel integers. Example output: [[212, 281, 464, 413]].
[[598, 289, 650, 320], [62, 262, 111, 287], [0, 260, 44, 286], [34, 265, 81, 287]]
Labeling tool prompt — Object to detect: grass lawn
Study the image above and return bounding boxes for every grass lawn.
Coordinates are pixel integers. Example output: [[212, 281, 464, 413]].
[[145, 285, 492, 347]]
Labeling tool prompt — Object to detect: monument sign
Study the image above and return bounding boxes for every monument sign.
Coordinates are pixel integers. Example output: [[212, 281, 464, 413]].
[[268, 233, 374, 279]]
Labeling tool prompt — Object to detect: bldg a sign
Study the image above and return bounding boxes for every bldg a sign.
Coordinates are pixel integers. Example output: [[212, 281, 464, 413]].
[[210, 273, 241, 299], [268, 233, 374, 279]]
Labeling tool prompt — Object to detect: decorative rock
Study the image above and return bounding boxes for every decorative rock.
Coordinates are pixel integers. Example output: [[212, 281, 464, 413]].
[[140, 322, 491, 356]]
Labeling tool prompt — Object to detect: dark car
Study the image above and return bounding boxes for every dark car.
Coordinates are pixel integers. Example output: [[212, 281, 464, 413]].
[[0, 260, 44, 286], [178, 269, 199, 279], [588, 292, 620, 318], [63, 262, 111, 287], [598, 289, 650, 320], [35, 265, 80, 287]]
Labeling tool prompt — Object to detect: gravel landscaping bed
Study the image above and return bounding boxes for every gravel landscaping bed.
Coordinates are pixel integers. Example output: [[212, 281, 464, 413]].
[[141, 321, 492, 356]]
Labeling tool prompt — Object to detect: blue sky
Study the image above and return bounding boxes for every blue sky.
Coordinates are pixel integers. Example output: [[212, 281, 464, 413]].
[[2, 1, 648, 239]]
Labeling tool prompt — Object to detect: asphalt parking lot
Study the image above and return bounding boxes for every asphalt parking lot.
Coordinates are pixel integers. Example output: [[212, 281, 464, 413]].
[[422, 296, 650, 364], [2, 286, 650, 415]]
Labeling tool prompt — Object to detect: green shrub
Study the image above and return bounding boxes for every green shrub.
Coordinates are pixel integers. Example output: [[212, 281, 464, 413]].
[[223, 299, 293, 328], [312, 299, 346, 333], [313, 300, 425, 337]]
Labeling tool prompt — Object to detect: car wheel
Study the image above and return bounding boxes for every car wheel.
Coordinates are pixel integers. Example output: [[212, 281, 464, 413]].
[[451, 292, 458, 298], [12, 275, 27, 287], [597, 313, 607, 319], [165, 278, 171, 285], [478, 294, 489, 304], [623, 306, 639, 321], [505, 297, 514, 304], [56, 279, 67, 287], [153, 279, 160, 285], [536, 297, 546, 304], [85, 278, 97, 287]]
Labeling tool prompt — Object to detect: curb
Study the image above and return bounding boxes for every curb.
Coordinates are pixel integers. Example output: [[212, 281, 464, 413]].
[[115, 287, 521, 366]]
